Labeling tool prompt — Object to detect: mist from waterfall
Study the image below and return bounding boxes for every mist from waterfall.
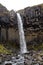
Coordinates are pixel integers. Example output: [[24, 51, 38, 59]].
[[17, 13, 27, 54]]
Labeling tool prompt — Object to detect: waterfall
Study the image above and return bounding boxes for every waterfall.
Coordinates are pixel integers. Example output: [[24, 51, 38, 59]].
[[17, 13, 27, 54]]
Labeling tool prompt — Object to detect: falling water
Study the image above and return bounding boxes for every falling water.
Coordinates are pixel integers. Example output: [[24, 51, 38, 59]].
[[17, 13, 27, 54]]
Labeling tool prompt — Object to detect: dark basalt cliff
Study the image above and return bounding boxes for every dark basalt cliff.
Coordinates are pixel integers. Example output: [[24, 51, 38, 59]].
[[0, 4, 43, 51], [17, 4, 43, 50]]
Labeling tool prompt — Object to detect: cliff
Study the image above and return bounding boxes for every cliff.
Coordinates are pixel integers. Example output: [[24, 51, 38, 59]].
[[17, 4, 43, 48], [0, 4, 43, 54]]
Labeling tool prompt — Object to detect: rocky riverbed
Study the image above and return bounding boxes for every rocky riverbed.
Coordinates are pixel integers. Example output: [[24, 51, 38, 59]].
[[24, 50, 43, 65], [0, 50, 43, 65]]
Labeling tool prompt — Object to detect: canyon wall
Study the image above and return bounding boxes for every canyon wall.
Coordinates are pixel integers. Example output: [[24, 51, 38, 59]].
[[0, 4, 43, 49]]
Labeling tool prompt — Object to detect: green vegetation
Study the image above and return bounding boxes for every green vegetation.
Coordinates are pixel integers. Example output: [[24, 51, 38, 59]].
[[0, 42, 43, 54], [0, 44, 12, 54], [27, 43, 43, 51]]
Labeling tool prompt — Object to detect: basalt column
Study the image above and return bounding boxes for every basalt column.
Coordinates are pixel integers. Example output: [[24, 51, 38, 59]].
[[0, 25, 1, 42], [6, 28, 8, 42]]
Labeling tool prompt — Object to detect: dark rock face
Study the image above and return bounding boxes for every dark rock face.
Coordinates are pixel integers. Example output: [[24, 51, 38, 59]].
[[0, 4, 18, 42], [23, 5, 43, 32], [0, 4, 43, 50], [9, 10, 18, 29], [0, 4, 8, 13], [17, 4, 43, 50]]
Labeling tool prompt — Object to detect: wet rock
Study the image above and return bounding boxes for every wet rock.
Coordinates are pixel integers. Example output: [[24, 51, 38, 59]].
[[0, 57, 2, 64]]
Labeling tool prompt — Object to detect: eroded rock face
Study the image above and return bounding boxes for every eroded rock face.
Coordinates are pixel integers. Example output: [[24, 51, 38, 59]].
[[0, 4, 43, 30], [0, 4, 43, 50], [18, 4, 43, 49], [23, 5, 43, 31], [9, 10, 17, 28]]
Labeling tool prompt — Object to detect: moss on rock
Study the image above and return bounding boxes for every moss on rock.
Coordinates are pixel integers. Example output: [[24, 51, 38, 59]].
[[0, 44, 12, 54]]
